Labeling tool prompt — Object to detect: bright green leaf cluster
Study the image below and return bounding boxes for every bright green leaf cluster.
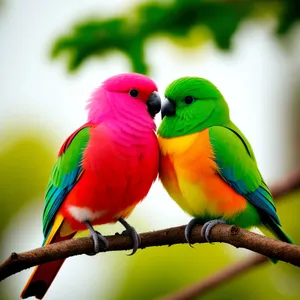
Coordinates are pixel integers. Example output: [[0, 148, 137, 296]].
[[51, 0, 299, 74]]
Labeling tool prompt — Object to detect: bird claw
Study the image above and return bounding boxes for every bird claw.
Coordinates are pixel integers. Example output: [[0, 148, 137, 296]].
[[89, 231, 109, 255], [184, 218, 202, 247], [85, 221, 109, 256], [123, 228, 141, 256], [118, 218, 141, 255], [201, 219, 226, 243]]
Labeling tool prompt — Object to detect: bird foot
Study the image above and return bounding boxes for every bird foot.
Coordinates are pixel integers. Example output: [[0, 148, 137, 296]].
[[118, 218, 141, 255], [201, 219, 226, 243], [184, 218, 202, 247], [85, 221, 109, 256]]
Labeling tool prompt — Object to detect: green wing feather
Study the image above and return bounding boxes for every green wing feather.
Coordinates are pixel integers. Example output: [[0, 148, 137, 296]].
[[209, 122, 292, 244], [42, 124, 91, 240]]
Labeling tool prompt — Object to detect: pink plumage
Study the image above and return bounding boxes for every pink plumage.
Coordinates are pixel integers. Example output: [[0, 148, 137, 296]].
[[21, 73, 161, 299], [62, 73, 159, 230]]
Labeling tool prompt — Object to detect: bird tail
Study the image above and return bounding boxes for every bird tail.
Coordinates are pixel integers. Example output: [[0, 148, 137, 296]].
[[21, 215, 76, 299], [264, 219, 293, 264], [265, 220, 293, 244]]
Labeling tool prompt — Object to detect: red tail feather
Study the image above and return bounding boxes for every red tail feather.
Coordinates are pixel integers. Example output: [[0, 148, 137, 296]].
[[20, 231, 76, 299]]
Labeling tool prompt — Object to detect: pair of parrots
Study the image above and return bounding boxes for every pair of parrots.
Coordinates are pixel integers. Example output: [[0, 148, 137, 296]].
[[21, 73, 293, 299]]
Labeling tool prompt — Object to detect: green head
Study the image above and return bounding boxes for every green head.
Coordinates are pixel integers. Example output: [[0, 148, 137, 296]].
[[158, 77, 230, 138]]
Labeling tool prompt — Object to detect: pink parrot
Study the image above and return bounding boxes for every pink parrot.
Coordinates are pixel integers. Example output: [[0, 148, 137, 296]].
[[21, 73, 161, 299]]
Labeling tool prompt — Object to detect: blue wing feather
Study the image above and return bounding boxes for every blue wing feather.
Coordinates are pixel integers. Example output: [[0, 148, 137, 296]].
[[247, 187, 280, 224], [43, 167, 82, 238], [218, 161, 279, 224]]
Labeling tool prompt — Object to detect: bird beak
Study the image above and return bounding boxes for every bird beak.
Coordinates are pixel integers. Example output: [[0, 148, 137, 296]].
[[147, 91, 161, 118], [161, 98, 176, 119]]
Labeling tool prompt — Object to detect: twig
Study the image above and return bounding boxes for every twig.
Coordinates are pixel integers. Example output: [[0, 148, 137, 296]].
[[159, 167, 300, 300], [158, 254, 268, 300], [1, 222, 300, 282]]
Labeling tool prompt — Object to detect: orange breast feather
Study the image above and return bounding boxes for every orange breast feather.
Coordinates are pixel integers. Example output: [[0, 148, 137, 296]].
[[158, 129, 247, 218]]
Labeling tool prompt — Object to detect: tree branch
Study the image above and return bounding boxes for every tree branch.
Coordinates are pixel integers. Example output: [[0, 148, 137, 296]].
[[1, 222, 300, 282], [1, 168, 300, 297], [159, 167, 300, 300], [158, 254, 268, 300]]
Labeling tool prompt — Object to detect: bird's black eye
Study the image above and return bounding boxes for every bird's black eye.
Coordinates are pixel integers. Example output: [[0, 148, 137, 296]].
[[129, 89, 139, 97], [184, 96, 194, 105]]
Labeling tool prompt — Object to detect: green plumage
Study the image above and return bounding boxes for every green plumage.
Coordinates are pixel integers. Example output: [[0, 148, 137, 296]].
[[158, 77, 229, 138], [208, 124, 284, 232], [159, 77, 293, 254]]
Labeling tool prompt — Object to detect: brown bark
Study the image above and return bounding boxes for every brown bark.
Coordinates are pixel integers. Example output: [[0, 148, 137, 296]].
[[1, 223, 300, 282]]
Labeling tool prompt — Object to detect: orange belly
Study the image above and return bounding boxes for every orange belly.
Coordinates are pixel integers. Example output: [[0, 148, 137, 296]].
[[158, 130, 247, 218]]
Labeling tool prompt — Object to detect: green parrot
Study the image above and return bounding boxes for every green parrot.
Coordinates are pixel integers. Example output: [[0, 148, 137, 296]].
[[157, 76, 293, 256]]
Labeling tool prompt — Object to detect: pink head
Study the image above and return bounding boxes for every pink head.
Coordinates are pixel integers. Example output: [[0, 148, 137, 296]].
[[86, 73, 161, 128]]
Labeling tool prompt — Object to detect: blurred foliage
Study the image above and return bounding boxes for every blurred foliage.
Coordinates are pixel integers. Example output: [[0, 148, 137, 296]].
[[0, 129, 55, 239], [277, 0, 300, 34], [0, 129, 56, 300], [113, 243, 232, 300], [51, 0, 300, 74]]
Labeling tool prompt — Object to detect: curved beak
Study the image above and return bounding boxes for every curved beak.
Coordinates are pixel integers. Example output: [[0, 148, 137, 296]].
[[161, 98, 176, 118], [147, 91, 161, 118]]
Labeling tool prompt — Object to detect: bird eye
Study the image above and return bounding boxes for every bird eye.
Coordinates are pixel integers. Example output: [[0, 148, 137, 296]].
[[129, 89, 139, 97], [184, 96, 194, 105]]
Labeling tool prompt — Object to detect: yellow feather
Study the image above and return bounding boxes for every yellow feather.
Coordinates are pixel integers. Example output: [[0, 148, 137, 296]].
[[158, 130, 247, 218], [43, 214, 74, 244]]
